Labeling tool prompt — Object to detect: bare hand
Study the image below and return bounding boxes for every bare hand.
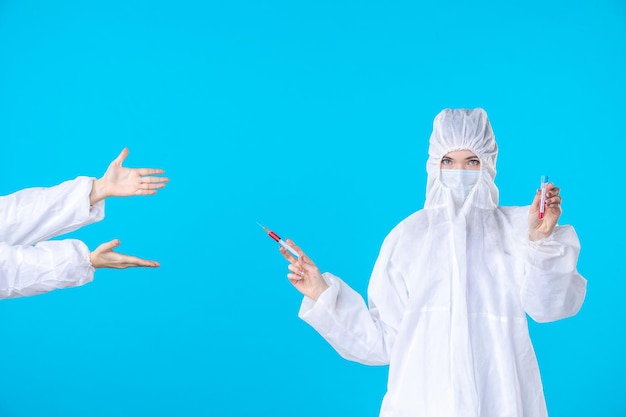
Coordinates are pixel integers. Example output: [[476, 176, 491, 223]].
[[89, 239, 160, 269], [90, 148, 169, 205], [279, 239, 329, 301], [528, 183, 562, 241]]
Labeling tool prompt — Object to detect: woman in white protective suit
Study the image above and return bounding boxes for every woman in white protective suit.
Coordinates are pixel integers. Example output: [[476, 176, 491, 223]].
[[0, 147, 168, 299], [279, 108, 587, 417]]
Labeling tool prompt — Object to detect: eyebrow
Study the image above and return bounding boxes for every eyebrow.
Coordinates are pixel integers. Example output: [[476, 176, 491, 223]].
[[441, 155, 480, 160]]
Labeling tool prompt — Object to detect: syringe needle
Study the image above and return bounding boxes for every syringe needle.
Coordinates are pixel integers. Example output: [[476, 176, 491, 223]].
[[256, 221, 269, 233], [257, 221, 299, 258]]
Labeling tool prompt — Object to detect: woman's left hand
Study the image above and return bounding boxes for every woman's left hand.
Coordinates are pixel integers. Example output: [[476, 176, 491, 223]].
[[528, 183, 562, 241], [90, 147, 169, 205], [89, 239, 160, 269]]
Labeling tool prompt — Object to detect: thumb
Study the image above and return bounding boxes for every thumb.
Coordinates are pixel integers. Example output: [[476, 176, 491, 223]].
[[113, 147, 129, 166], [530, 189, 541, 211], [100, 239, 121, 251]]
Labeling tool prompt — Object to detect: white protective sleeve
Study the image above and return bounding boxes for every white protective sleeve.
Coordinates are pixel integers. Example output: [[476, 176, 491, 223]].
[[0, 176, 104, 246], [0, 176, 105, 299], [299, 274, 397, 365], [0, 240, 95, 298], [298, 229, 406, 366], [522, 225, 587, 323]]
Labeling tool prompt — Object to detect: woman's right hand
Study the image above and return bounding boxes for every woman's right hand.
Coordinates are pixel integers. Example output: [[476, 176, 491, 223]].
[[279, 239, 329, 301]]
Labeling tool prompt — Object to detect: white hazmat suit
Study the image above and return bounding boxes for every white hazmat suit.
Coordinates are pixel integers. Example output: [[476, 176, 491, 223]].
[[299, 109, 587, 417], [0, 177, 103, 299]]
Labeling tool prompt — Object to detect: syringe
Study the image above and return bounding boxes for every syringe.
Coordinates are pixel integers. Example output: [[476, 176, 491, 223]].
[[257, 222, 299, 258], [539, 175, 549, 219]]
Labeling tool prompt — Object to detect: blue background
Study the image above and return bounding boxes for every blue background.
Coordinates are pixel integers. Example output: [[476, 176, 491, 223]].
[[1, 0, 624, 416]]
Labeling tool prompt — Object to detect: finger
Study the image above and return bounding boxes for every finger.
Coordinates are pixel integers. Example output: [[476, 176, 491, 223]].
[[287, 272, 301, 282], [141, 176, 170, 184], [284, 238, 305, 258], [135, 183, 166, 193], [530, 188, 541, 211], [133, 259, 160, 267], [97, 238, 120, 252], [546, 185, 560, 197], [121, 255, 160, 268], [287, 264, 304, 280], [547, 196, 563, 208], [113, 148, 129, 166], [117, 253, 159, 269], [300, 254, 317, 267], [135, 189, 158, 196], [139, 182, 168, 190], [300, 257, 318, 275], [137, 168, 166, 176], [279, 246, 298, 263]]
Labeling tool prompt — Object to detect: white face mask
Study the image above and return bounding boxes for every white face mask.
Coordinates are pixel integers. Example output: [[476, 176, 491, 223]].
[[440, 169, 480, 203]]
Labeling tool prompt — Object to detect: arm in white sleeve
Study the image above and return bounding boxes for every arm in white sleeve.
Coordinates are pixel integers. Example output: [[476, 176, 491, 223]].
[[0, 176, 105, 246], [521, 225, 587, 323], [298, 231, 408, 365], [0, 240, 95, 299]]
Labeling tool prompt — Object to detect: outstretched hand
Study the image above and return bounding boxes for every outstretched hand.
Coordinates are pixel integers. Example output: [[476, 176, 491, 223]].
[[89, 239, 160, 269], [528, 183, 562, 241], [279, 239, 329, 301], [90, 148, 169, 205]]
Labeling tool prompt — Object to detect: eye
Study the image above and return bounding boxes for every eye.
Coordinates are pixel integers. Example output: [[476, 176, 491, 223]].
[[468, 159, 480, 166], [441, 158, 452, 165]]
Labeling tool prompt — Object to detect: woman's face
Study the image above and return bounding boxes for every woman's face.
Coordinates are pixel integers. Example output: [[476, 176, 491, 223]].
[[440, 150, 480, 170]]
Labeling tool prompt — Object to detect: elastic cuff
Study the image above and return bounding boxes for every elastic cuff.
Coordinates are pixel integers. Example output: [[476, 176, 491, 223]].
[[527, 232, 555, 248]]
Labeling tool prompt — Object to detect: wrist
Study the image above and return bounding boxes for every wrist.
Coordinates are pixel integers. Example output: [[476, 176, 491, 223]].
[[310, 282, 329, 301], [528, 230, 550, 242], [89, 252, 99, 268], [89, 179, 107, 206]]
